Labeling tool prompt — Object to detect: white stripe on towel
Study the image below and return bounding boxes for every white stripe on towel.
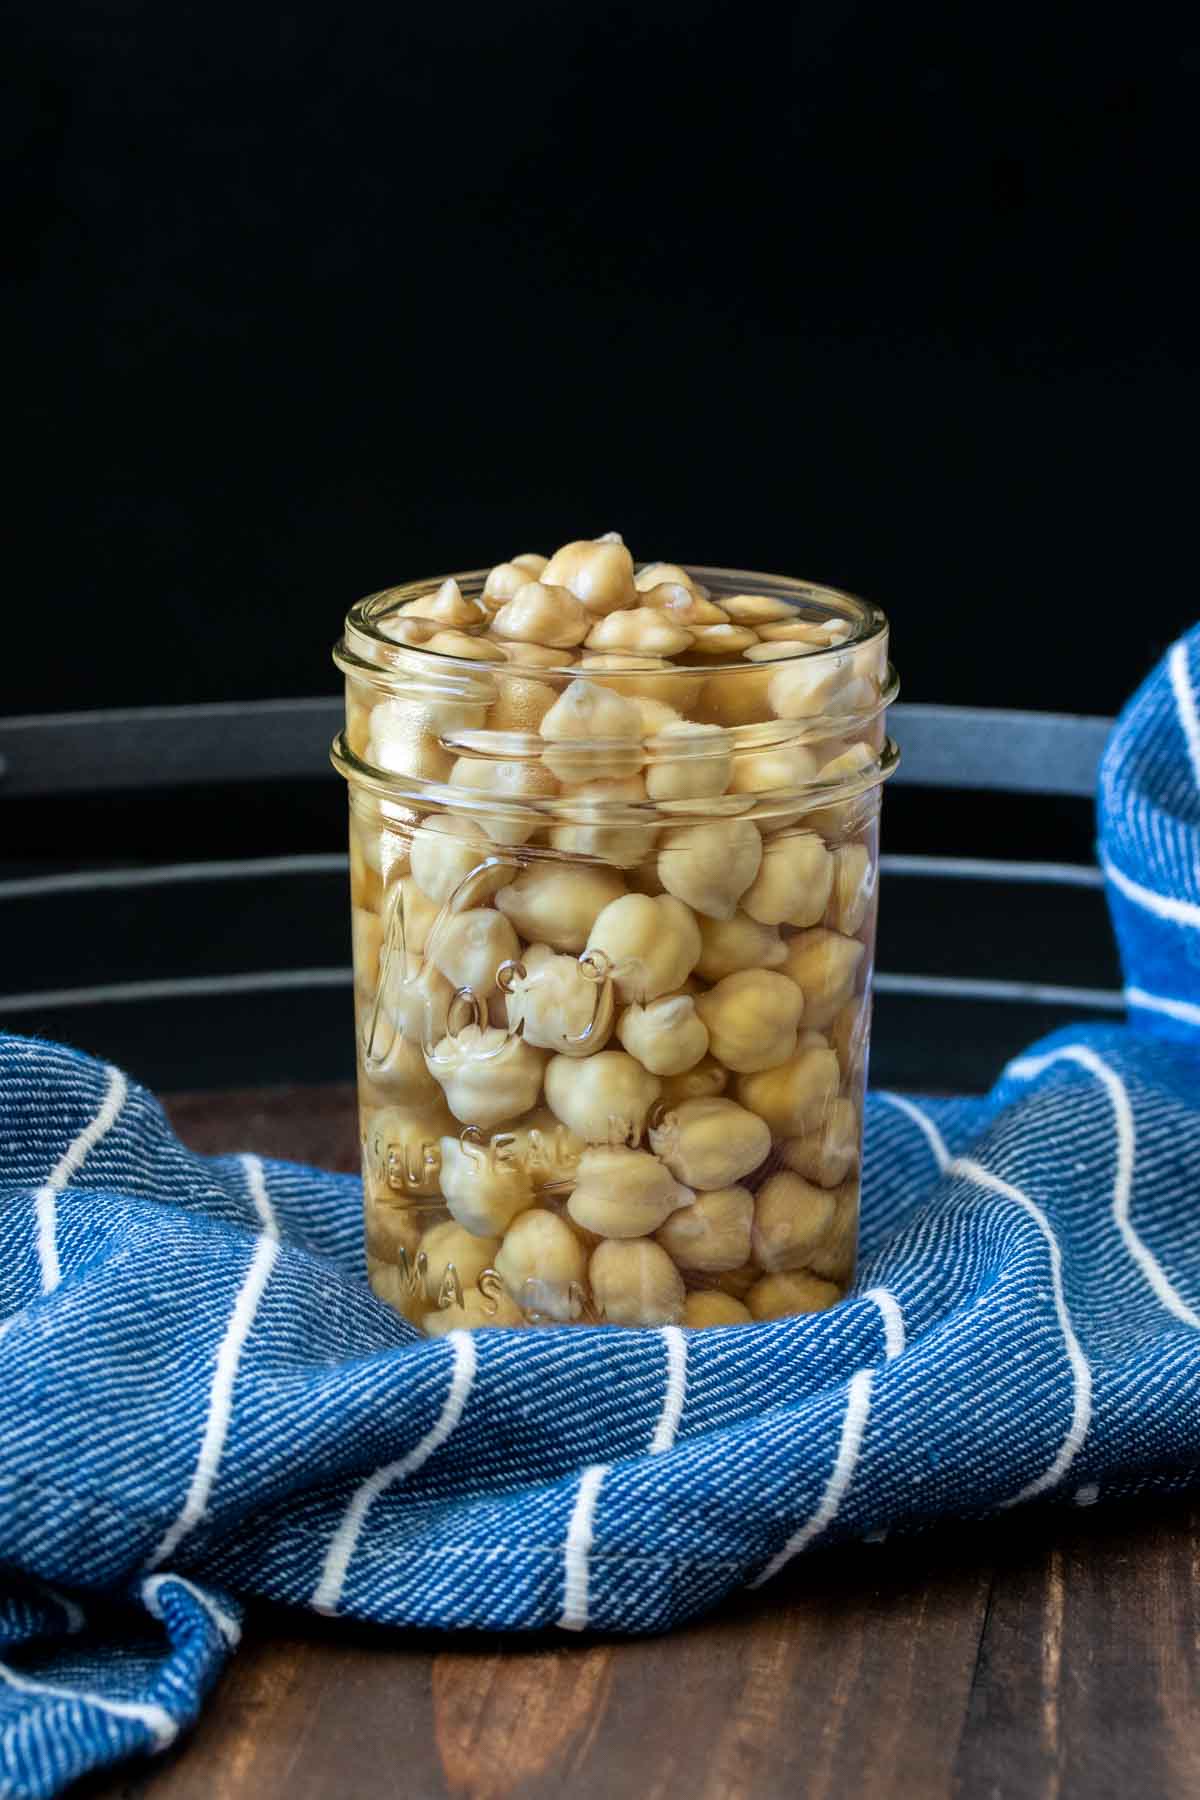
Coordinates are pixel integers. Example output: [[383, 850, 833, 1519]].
[[558, 1463, 609, 1632], [1102, 858, 1200, 930], [147, 1231, 280, 1568], [0, 1659, 178, 1749], [1011, 1043, 1200, 1331], [749, 1367, 875, 1588], [952, 1156, 1093, 1502], [648, 1327, 687, 1454], [879, 1091, 951, 1174], [312, 1329, 477, 1615], [142, 1573, 242, 1647], [1124, 986, 1200, 1030], [866, 1287, 906, 1360], [239, 1152, 279, 1237], [35, 1065, 128, 1292], [1168, 639, 1200, 792]]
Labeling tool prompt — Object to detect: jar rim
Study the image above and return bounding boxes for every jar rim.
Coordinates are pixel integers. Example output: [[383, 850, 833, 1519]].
[[330, 726, 900, 831], [340, 563, 888, 683]]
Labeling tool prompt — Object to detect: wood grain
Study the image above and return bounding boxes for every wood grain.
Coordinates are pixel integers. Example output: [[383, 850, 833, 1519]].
[[72, 1086, 1199, 1800]]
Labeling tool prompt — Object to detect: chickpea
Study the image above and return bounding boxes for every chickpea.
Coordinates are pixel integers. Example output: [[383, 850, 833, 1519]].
[[779, 929, 866, 1031], [694, 666, 772, 728], [365, 1197, 422, 1265], [742, 830, 834, 928], [491, 580, 592, 649], [410, 814, 510, 906], [418, 673, 498, 741], [483, 555, 549, 609], [728, 741, 819, 796], [549, 774, 658, 869], [804, 1178, 860, 1284], [539, 678, 645, 783], [800, 742, 878, 840], [768, 655, 862, 720], [830, 999, 868, 1085], [719, 594, 796, 625], [579, 652, 703, 711], [649, 1096, 771, 1190], [425, 1280, 526, 1333], [708, 1262, 759, 1300], [751, 1171, 838, 1271], [683, 1290, 753, 1328], [686, 624, 760, 657], [494, 1208, 588, 1321], [359, 1015, 446, 1109], [694, 969, 805, 1073], [495, 862, 626, 953], [657, 1054, 729, 1109], [829, 842, 873, 936], [540, 536, 638, 616], [426, 1024, 547, 1129], [567, 1146, 692, 1238], [694, 910, 788, 983], [418, 1219, 501, 1296], [493, 640, 576, 670], [616, 993, 709, 1076], [503, 1106, 585, 1191], [349, 825, 385, 911], [449, 754, 559, 804], [637, 581, 728, 626], [377, 615, 440, 647], [584, 606, 697, 657], [504, 942, 616, 1057], [655, 1184, 754, 1273], [644, 721, 732, 801], [735, 1041, 841, 1137], [438, 1133, 534, 1236], [755, 619, 848, 644], [816, 740, 876, 785], [367, 702, 454, 784], [419, 576, 487, 629], [363, 1101, 456, 1201], [741, 640, 810, 663], [368, 1259, 428, 1325], [392, 877, 441, 956], [352, 796, 418, 876], [634, 696, 683, 735], [427, 907, 520, 998], [658, 818, 762, 920], [378, 947, 454, 1047], [633, 561, 709, 598], [544, 1050, 662, 1145], [352, 905, 383, 997], [585, 892, 702, 1003], [782, 1096, 860, 1188], [590, 1239, 686, 1327], [439, 792, 546, 854], [746, 1271, 842, 1321], [425, 630, 508, 662], [487, 675, 558, 733]]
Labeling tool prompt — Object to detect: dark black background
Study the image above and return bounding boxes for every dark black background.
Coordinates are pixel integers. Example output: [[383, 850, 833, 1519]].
[[9, 2, 1198, 718], [4, 2, 1197, 1089]]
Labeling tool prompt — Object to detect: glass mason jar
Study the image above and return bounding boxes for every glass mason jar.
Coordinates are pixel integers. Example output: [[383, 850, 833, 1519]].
[[332, 565, 897, 1333]]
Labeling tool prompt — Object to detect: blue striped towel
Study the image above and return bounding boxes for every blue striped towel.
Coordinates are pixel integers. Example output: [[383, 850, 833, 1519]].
[[3, 630, 1200, 1799]]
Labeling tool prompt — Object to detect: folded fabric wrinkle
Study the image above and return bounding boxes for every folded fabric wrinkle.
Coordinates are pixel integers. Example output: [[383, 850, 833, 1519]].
[[2, 626, 1199, 1799]]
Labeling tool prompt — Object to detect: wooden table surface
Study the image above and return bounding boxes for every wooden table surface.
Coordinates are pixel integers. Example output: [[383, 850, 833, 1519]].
[[81, 1086, 1200, 1800]]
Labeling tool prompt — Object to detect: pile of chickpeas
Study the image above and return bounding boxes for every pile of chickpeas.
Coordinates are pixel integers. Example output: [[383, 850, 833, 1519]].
[[335, 534, 893, 1333]]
